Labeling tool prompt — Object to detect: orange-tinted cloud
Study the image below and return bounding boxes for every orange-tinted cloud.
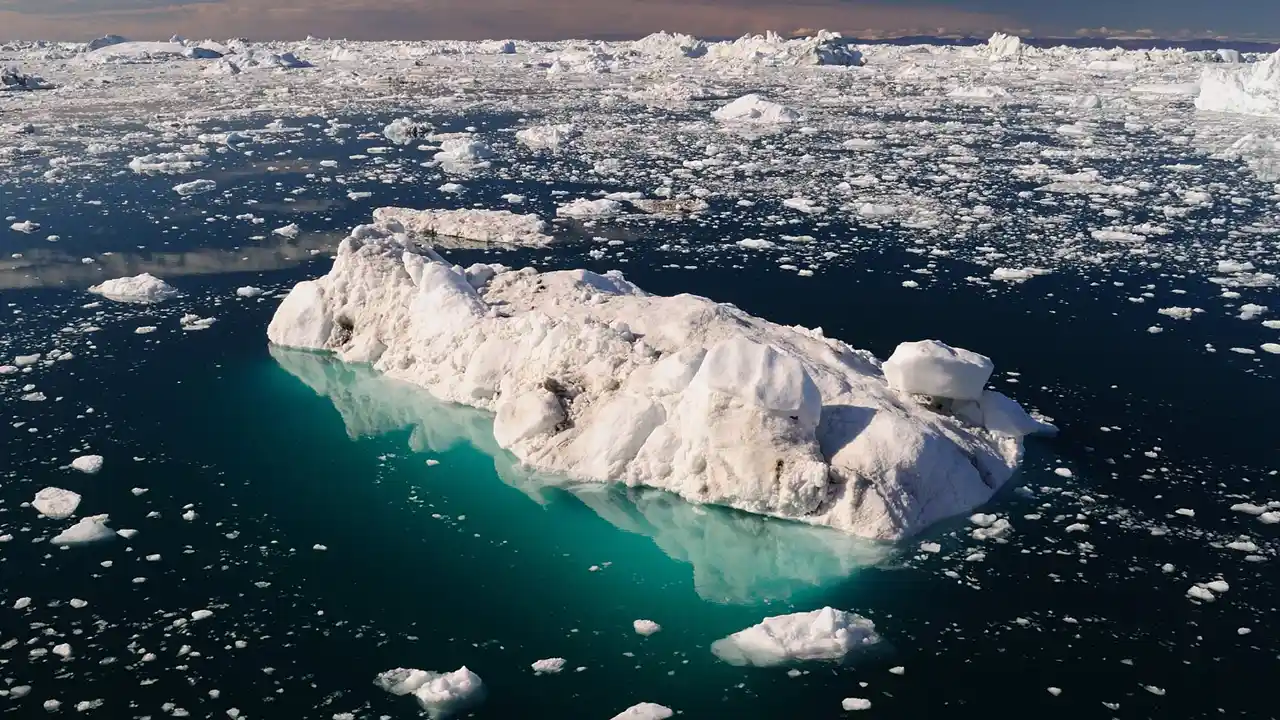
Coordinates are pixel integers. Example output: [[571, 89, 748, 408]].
[[1, 0, 1019, 42]]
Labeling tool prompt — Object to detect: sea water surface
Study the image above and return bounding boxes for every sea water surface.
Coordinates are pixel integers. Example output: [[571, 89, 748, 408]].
[[1, 112, 1277, 719]]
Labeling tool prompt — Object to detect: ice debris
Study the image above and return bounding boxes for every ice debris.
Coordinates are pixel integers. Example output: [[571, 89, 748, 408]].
[[712, 94, 800, 123], [88, 274, 179, 303], [33, 487, 82, 519], [70, 454, 104, 474], [374, 666, 484, 718], [51, 515, 116, 546]]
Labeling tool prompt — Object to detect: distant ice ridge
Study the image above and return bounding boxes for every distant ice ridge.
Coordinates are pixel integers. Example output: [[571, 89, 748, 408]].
[[711, 607, 880, 666], [374, 667, 484, 718], [83, 41, 223, 64], [705, 31, 864, 67], [1197, 50, 1280, 116], [267, 215, 1053, 541]]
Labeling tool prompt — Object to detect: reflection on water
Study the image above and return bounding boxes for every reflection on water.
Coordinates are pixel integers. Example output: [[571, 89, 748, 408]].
[[0, 231, 343, 290], [271, 347, 890, 604]]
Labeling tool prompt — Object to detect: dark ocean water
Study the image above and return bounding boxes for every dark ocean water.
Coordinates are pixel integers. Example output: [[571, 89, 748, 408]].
[[1, 112, 1276, 719]]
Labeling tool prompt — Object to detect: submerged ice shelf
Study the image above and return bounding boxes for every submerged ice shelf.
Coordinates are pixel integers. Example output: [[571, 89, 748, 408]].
[[267, 213, 1054, 541]]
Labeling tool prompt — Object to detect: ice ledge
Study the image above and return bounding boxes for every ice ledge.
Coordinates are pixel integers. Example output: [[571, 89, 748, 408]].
[[267, 213, 1054, 541]]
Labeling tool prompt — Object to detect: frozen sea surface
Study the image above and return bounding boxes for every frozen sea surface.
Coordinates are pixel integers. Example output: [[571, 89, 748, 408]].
[[2, 32, 1278, 719]]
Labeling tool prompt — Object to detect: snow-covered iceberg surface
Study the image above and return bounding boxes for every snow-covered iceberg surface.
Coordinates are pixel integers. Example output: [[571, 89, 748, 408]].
[[711, 607, 880, 667], [269, 348, 891, 603], [1197, 51, 1280, 116], [267, 215, 1053, 541]]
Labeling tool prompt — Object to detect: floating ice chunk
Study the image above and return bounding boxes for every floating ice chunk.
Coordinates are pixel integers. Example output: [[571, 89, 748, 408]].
[[88, 273, 178, 303], [712, 94, 800, 124], [985, 32, 1024, 60], [173, 179, 217, 196], [1158, 307, 1197, 320], [236, 286, 264, 298], [556, 198, 624, 219], [10, 220, 40, 233], [948, 86, 1009, 100], [737, 238, 776, 250], [842, 698, 872, 711], [14, 597, 31, 610], [531, 657, 565, 674], [274, 223, 300, 238], [375, 667, 484, 718], [128, 152, 206, 174], [516, 124, 576, 151], [1, 66, 53, 91], [70, 455, 104, 474], [1239, 304, 1269, 321], [434, 138, 493, 166], [53, 643, 72, 658], [711, 607, 879, 667], [990, 267, 1048, 282], [191, 609, 214, 621], [51, 515, 116, 546], [883, 340, 993, 401], [1217, 260, 1255, 274], [1262, 343, 1280, 354], [633, 619, 662, 636], [181, 314, 217, 331], [33, 487, 81, 519], [374, 207, 553, 247], [1187, 585, 1215, 602], [384, 118, 433, 145], [609, 702, 674, 720]]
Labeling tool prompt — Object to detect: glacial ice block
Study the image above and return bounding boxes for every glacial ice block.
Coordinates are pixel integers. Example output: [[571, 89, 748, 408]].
[[266, 213, 1050, 540]]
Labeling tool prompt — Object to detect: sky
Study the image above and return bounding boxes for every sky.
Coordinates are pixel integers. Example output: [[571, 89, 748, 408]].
[[0, 0, 1277, 43]]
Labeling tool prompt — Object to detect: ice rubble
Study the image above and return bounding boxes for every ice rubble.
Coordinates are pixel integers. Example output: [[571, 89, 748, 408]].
[[372, 207, 552, 247], [88, 273, 179, 303], [375, 666, 484, 718], [84, 41, 222, 64], [383, 118, 433, 145], [1197, 51, 1280, 116], [515, 124, 577, 151], [267, 218, 1052, 541], [433, 138, 494, 167], [712, 94, 800, 124], [711, 607, 880, 667]]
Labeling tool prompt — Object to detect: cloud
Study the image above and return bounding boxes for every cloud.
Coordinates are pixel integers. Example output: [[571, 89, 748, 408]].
[[0, 0, 1018, 41]]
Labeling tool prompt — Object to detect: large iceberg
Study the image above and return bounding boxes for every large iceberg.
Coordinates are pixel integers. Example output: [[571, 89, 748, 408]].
[[267, 214, 1053, 540], [1197, 51, 1280, 116]]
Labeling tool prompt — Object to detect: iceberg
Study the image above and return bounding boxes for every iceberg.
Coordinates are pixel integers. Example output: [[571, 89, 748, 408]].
[[51, 515, 116, 546], [1, 66, 53, 92], [1197, 51, 1280, 116], [266, 215, 1052, 541], [984, 32, 1025, 61], [710, 607, 880, 667]]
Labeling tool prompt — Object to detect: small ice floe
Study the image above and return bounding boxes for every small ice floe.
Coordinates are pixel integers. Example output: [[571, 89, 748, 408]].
[[191, 609, 214, 621], [633, 619, 662, 636], [173, 179, 217, 196], [841, 698, 872, 711], [1187, 585, 1216, 603], [10, 220, 40, 233], [273, 223, 300, 238], [712, 94, 799, 123], [609, 703, 673, 720], [236, 286, 264, 298], [556, 198, 623, 219], [180, 314, 216, 331], [531, 657, 565, 674], [51, 515, 116, 546], [88, 273, 178, 303], [711, 607, 879, 667], [32, 487, 81, 519], [374, 666, 485, 718], [70, 455, 104, 474]]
